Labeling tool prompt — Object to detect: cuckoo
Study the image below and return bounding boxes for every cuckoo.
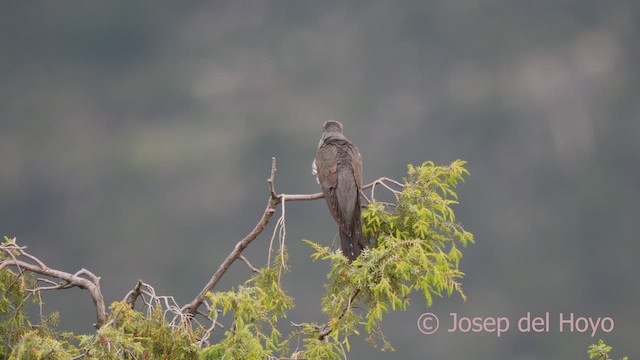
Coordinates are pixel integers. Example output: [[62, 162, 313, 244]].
[[313, 121, 364, 262]]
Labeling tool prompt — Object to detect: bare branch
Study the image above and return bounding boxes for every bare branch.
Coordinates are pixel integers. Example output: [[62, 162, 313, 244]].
[[20, 248, 48, 269], [277, 196, 287, 283], [268, 157, 278, 198], [360, 190, 371, 204], [0, 241, 106, 328], [123, 280, 144, 308], [279, 177, 401, 203], [369, 177, 404, 202], [281, 192, 324, 201], [238, 255, 260, 274], [181, 192, 278, 318], [377, 177, 405, 188], [182, 158, 283, 316], [182, 157, 405, 320], [267, 216, 285, 268], [289, 321, 310, 329]]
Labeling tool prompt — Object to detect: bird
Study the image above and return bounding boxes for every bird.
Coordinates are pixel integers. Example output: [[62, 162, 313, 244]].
[[313, 120, 364, 262]]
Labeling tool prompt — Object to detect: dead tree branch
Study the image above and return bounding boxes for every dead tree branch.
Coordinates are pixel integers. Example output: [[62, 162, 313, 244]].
[[123, 279, 144, 309], [182, 157, 404, 319], [0, 240, 106, 328], [182, 158, 282, 316], [238, 255, 260, 274]]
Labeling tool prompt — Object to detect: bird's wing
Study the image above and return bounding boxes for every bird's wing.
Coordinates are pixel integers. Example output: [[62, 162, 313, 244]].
[[315, 143, 349, 233], [335, 143, 361, 233], [348, 144, 362, 188], [315, 143, 338, 188]]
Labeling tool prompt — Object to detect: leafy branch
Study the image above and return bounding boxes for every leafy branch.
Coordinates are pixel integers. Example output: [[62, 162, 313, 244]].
[[297, 160, 473, 355], [588, 339, 628, 360], [0, 239, 106, 328]]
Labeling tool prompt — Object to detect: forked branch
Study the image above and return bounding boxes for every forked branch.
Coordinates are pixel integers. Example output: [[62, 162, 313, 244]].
[[0, 240, 106, 328]]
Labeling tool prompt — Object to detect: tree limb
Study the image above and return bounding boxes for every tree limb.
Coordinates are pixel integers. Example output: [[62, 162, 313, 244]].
[[123, 280, 144, 308], [238, 255, 260, 274], [182, 157, 404, 318], [0, 240, 106, 328], [182, 158, 282, 316]]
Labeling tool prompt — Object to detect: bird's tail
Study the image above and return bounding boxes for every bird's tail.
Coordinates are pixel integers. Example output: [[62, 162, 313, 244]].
[[340, 208, 365, 262]]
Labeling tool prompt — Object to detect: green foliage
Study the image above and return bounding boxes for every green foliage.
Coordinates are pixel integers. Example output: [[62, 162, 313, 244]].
[[198, 343, 224, 360], [0, 237, 39, 359], [303, 160, 473, 356], [588, 339, 628, 360], [74, 301, 200, 360], [300, 337, 343, 360], [202, 255, 293, 359], [3, 299, 201, 360], [0, 249, 82, 359], [10, 332, 71, 360]]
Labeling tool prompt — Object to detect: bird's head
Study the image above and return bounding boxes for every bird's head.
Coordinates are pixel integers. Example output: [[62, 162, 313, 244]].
[[318, 120, 346, 148], [323, 120, 343, 134]]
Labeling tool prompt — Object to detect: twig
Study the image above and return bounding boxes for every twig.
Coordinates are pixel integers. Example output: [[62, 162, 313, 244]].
[[278, 195, 287, 283], [123, 280, 144, 308], [239, 255, 260, 274], [289, 321, 309, 329], [360, 190, 371, 204], [370, 178, 404, 202], [267, 215, 285, 268], [268, 157, 278, 198], [318, 288, 361, 340], [281, 177, 401, 203]]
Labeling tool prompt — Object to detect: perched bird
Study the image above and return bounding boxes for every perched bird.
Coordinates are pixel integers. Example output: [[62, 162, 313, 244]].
[[313, 121, 364, 262]]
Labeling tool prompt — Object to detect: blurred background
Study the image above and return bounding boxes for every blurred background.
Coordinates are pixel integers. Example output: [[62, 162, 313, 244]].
[[1, 1, 638, 358]]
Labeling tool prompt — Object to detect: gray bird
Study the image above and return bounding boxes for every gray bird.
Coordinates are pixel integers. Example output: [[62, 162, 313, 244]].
[[313, 121, 364, 262]]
